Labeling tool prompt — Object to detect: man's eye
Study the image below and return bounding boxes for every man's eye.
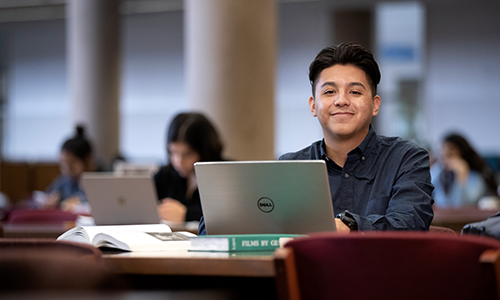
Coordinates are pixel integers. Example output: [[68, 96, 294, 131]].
[[323, 90, 335, 95], [351, 91, 361, 95]]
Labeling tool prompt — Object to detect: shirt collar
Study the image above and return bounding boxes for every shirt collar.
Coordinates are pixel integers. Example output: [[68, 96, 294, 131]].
[[318, 124, 378, 165], [319, 124, 378, 158], [319, 139, 329, 160], [356, 124, 378, 158]]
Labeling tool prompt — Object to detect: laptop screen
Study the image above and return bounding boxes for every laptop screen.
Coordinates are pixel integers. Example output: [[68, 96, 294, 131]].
[[82, 173, 161, 225], [195, 160, 336, 235]]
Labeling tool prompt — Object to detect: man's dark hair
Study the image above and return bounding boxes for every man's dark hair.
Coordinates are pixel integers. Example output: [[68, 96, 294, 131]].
[[167, 112, 224, 162], [61, 125, 93, 162], [308, 42, 381, 97]]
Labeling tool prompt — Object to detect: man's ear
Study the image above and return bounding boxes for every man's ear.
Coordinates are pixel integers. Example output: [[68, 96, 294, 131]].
[[372, 95, 381, 116], [309, 96, 317, 117]]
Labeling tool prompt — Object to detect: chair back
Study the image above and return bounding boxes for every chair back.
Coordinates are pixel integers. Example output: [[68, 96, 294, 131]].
[[0, 238, 122, 291], [7, 208, 77, 224], [275, 232, 500, 300]]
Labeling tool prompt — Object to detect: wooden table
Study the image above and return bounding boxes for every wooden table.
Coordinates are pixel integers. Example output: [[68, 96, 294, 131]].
[[432, 206, 497, 232], [103, 250, 278, 299], [103, 250, 275, 277]]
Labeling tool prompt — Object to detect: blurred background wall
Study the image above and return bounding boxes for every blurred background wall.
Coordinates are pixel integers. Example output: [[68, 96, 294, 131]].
[[0, 0, 498, 167]]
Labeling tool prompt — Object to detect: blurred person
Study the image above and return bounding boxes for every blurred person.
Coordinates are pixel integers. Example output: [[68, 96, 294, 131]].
[[43, 125, 98, 214], [154, 112, 224, 224], [431, 133, 499, 208]]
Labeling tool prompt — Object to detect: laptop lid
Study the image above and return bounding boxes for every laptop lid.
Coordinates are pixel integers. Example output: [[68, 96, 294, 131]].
[[82, 173, 160, 225], [195, 160, 336, 235]]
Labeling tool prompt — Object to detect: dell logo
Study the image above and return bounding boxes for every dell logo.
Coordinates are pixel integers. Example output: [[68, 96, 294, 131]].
[[118, 197, 126, 206], [257, 197, 274, 213]]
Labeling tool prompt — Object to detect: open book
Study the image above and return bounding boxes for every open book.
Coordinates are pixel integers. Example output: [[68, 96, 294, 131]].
[[57, 224, 196, 252]]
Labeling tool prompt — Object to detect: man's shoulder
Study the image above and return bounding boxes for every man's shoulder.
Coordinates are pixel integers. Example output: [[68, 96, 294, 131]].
[[378, 135, 426, 154], [279, 140, 322, 160], [375, 135, 429, 168]]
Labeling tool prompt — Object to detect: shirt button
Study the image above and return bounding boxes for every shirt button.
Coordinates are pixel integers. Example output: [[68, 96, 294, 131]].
[[344, 173, 349, 178], [361, 156, 366, 161]]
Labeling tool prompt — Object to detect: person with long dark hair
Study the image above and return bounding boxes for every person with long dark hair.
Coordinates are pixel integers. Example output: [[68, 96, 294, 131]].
[[44, 125, 98, 213], [154, 112, 224, 223], [431, 133, 499, 207]]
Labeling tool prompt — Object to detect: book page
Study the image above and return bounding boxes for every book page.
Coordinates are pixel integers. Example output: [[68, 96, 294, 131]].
[[84, 224, 172, 241], [94, 231, 196, 251], [58, 224, 173, 245], [56, 226, 91, 243]]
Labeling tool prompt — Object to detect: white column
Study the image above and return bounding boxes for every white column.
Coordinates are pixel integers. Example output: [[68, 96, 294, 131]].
[[185, 0, 277, 160], [67, 0, 120, 168]]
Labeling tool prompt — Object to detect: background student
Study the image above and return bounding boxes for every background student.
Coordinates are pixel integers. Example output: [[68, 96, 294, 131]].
[[431, 132, 500, 208], [44, 125, 98, 214], [154, 112, 224, 224]]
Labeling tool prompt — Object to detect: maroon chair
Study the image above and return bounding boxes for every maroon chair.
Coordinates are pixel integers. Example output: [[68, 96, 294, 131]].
[[6, 208, 77, 224], [274, 232, 500, 300], [0, 239, 123, 291]]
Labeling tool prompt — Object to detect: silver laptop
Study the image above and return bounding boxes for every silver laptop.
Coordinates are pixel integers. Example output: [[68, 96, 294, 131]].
[[194, 160, 336, 235], [82, 173, 160, 225]]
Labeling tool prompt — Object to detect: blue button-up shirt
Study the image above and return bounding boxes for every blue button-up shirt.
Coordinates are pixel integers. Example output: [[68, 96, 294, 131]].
[[279, 126, 434, 231]]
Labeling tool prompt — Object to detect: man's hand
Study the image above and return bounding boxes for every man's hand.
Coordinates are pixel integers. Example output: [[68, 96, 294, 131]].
[[158, 198, 187, 223], [335, 218, 351, 233]]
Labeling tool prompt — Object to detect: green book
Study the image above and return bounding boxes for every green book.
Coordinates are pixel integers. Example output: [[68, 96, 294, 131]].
[[189, 234, 305, 252]]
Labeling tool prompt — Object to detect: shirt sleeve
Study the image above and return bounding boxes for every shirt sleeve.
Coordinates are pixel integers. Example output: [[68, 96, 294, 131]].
[[351, 147, 435, 231], [198, 216, 207, 235]]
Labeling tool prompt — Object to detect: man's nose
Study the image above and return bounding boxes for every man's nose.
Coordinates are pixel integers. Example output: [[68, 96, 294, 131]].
[[334, 91, 350, 106]]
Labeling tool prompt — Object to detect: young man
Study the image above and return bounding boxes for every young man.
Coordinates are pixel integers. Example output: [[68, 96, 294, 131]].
[[280, 42, 434, 232]]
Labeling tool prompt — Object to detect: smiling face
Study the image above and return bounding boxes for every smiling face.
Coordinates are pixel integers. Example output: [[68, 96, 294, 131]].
[[309, 64, 380, 146]]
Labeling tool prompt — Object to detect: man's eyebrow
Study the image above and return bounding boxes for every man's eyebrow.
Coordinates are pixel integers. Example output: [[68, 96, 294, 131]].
[[320, 81, 367, 90], [320, 81, 337, 89], [349, 82, 367, 90]]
